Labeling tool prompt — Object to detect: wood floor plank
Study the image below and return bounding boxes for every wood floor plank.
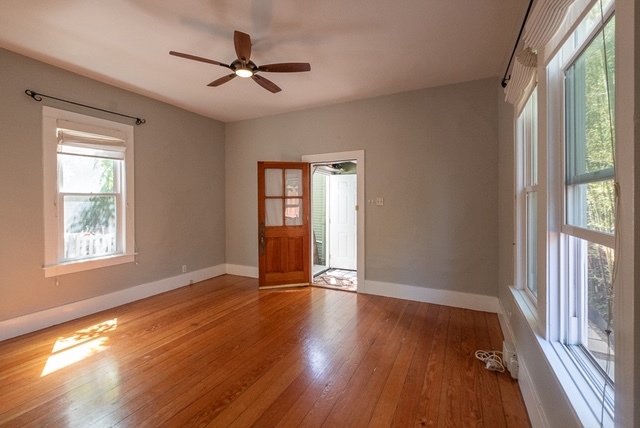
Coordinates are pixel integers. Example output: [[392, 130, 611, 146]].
[[321, 299, 413, 426], [0, 275, 531, 427], [248, 293, 379, 427], [460, 307, 483, 427], [365, 301, 425, 427], [298, 297, 403, 427], [417, 304, 450, 426], [437, 306, 463, 427], [473, 311, 508, 428], [274, 296, 399, 427], [386, 303, 441, 427]]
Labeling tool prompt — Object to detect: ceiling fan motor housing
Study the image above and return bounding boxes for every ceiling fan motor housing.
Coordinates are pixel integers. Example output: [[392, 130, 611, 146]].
[[231, 59, 257, 77]]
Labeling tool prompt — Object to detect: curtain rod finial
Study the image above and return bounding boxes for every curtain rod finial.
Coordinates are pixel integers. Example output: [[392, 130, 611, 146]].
[[25, 89, 43, 101]]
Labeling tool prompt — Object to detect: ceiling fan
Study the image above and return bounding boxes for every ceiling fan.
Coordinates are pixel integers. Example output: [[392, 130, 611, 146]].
[[170, 30, 311, 93]]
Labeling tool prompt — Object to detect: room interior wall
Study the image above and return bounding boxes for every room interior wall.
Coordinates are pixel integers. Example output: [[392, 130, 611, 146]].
[[225, 77, 500, 297], [0, 48, 226, 322]]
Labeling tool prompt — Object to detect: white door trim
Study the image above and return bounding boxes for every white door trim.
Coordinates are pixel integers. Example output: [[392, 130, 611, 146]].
[[302, 150, 365, 293]]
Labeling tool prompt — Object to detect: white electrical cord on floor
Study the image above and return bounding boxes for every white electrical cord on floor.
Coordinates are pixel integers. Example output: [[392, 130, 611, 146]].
[[475, 350, 505, 372]]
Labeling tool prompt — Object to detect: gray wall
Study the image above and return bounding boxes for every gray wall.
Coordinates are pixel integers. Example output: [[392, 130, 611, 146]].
[[226, 78, 500, 296], [0, 48, 226, 321]]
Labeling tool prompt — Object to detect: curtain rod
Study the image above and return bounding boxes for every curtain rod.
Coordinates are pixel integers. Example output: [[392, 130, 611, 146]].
[[501, 0, 535, 88], [25, 89, 146, 125]]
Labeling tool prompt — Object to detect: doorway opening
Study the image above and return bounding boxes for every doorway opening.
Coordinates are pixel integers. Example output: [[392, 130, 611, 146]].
[[311, 161, 357, 292]]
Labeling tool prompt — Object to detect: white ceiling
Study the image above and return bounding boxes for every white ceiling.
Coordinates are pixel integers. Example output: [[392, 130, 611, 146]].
[[0, 0, 528, 122]]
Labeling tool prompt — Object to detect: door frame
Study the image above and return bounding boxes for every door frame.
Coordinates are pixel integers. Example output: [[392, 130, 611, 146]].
[[302, 150, 365, 293]]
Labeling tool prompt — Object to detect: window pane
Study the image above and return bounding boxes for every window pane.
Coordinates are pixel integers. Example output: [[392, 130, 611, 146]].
[[581, 239, 615, 375], [63, 195, 117, 259], [565, 16, 615, 234], [565, 17, 615, 179], [285, 169, 302, 197], [567, 179, 615, 233], [59, 154, 116, 193], [265, 169, 283, 197], [285, 198, 303, 226], [526, 191, 538, 297], [524, 89, 538, 187], [265, 199, 283, 226]]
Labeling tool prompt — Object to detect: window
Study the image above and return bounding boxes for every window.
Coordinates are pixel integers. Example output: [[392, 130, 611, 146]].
[[563, 10, 616, 392], [517, 88, 539, 301], [539, 0, 617, 421], [43, 107, 135, 277]]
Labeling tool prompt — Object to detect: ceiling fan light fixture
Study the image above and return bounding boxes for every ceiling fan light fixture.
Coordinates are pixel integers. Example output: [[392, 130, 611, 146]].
[[235, 68, 253, 78]]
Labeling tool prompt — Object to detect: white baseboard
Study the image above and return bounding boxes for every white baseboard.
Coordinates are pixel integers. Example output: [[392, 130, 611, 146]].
[[0, 264, 226, 342], [221, 267, 500, 316], [364, 280, 501, 314], [225, 264, 258, 278]]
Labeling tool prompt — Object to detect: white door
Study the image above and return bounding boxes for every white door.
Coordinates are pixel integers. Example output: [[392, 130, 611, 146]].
[[329, 174, 357, 270]]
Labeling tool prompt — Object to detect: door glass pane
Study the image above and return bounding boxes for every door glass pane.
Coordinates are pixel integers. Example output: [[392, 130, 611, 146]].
[[285, 169, 302, 196], [285, 198, 303, 226], [265, 169, 283, 197], [265, 199, 283, 226]]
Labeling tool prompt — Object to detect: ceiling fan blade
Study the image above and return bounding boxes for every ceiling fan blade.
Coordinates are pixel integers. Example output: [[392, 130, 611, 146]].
[[208, 73, 237, 87], [257, 63, 311, 73], [234, 30, 252, 62], [251, 75, 281, 93], [169, 51, 230, 69]]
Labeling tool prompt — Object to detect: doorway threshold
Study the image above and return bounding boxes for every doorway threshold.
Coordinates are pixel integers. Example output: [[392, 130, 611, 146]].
[[313, 269, 357, 292]]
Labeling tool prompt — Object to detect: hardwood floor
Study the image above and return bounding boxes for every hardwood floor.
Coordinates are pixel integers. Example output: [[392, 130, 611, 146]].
[[0, 275, 530, 427]]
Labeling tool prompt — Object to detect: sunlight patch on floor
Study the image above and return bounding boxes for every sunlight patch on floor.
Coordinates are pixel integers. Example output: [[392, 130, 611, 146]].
[[41, 318, 117, 377]]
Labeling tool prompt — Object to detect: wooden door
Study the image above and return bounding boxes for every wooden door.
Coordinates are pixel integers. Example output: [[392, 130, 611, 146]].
[[258, 161, 310, 288]]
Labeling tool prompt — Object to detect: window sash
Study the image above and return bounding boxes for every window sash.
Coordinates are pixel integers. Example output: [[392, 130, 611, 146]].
[[516, 87, 540, 304], [561, 3, 616, 393], [58, 193, 121, 261], [57, 153, 124, 263]]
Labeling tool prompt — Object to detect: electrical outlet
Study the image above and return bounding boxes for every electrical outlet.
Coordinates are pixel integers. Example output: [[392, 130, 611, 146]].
[[182, 265, 187, 273], [376, 197, 384, 206]]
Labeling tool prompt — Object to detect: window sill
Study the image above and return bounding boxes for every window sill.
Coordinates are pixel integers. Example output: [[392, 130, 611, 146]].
[[510, 287, 614, 427], [43, 253, 136, 277]]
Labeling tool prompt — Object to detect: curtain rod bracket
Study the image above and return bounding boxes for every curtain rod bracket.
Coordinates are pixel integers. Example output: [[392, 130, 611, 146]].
[[25, 89, 146, 125]]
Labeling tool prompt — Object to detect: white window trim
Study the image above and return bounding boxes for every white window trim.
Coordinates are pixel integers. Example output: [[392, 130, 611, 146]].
[[42, 106, 136, 277]]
